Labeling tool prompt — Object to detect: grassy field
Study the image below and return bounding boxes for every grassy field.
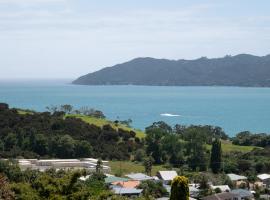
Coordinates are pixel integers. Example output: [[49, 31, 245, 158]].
[[16, 109, 34, 115], [206, 140, 259, 153], [108, 161, 167, 176], [68, 114, 145, 138]]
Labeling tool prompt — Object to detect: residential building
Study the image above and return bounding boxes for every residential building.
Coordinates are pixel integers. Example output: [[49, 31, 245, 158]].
[[211, 185, 231, 192], [231, 189, 253, 200], [257, 174, 270, 187], [125, 173, 154, 181], [202, 192, 239, 200], [112, 186, 143, 198], [157, 171, 178, 184]]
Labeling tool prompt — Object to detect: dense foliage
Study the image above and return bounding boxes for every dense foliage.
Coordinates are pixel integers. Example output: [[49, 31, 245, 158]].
[[0, 107, 142, 160], [137, 180, 167, 198], [232, 131, 270, 147], [145, 121, 225, 170]]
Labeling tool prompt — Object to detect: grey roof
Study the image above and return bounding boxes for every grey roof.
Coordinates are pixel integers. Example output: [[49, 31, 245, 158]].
[[126, 173, 153, 181], [231, 189, 253, 198], [189, 186, 200, 192], [227, 173, 247, 181], [202, 192, 239, 200], [112, 187, 143, 195], [105, 176, 129, 184]]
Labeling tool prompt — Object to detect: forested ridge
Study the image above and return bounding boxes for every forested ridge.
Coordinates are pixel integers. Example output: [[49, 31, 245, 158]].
[[73, 54, 270, 87]]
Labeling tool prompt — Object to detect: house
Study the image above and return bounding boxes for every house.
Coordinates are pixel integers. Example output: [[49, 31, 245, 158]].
[[257, 174, 270, 187], [112, 186, 143, 197], [227, 174, 247, 182], [231, 189, 253, 200], [189, 186, 200, 198], [227, 173, 248, 188], [111, 180, 140, 188], [105, 176, 129, 184], [211, 185, 231, 192], [157, 171, 178, 184], [126, 173, 154, 181], [202, 192, 240, 200]]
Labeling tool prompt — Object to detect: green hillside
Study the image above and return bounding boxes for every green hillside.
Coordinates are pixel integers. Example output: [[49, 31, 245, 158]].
[[67, 114, 145, 138]]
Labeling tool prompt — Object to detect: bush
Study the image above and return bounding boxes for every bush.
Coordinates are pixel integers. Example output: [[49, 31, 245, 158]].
[[170, 176, 189, 200]]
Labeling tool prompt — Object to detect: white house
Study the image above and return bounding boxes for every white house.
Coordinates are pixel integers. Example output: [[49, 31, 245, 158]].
[[257, 174, 270, 187], [157, 171, 178, 184], [211, 185, 231, 192]]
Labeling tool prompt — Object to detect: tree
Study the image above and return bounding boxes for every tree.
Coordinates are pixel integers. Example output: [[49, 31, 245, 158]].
[[145, 128, 167, 164], [60, 104, 73, 114], [75, 141, 92, 157], [144, 157, 153, 176], [134, 149, 146, 162], [185, 129, 207, 171], [170, 176, 189, 200], [138, 180, 167, 198], [210, 139, 222, 173], [56, 135, 75, 158], [0, 174, 15, 200], [96, 159, 103, 173], [146, 121, 172, 134]]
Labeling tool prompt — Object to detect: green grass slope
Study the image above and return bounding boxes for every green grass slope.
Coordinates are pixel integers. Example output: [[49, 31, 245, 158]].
[[68, 114, 145, 138]]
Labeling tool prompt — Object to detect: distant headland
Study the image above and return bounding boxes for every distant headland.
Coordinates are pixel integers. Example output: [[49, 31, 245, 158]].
[[73, 54, 270, 87]]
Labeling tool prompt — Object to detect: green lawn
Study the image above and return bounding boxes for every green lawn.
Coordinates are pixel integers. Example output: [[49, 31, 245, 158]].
[[16, 109, 34, 115], [108, 161, 166, 176], [68, 114, 145, 138], [206, 140, 259, 153]]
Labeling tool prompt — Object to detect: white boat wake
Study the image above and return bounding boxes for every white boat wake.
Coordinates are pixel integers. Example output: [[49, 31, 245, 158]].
[[160, 113, 180, 117]]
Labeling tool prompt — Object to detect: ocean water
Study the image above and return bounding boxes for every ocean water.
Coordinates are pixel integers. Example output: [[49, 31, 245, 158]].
[[0, 79, 270, 136]]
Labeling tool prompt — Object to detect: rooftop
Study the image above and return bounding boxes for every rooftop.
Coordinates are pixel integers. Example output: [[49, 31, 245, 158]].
[[210, 185, 231, 192], [126, 173, 153, 181], [202, 192, 239, 200], [112, 180, 140, 188], [112, 187, 143, 195], [105, 176, 130, 184], [227, 173, 247, 181], [231, 189, 253, 198], [157, 171, 178, 181], [257, 173, 270, 180]]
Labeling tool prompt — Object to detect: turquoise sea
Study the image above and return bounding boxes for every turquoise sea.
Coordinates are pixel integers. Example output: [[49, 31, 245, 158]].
[[0, 79, 270, 136]]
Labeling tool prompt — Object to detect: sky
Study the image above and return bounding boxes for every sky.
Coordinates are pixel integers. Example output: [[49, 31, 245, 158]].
[[0, 0, 270, 79]]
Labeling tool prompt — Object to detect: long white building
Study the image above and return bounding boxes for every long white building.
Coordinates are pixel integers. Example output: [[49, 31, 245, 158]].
[[16, 158, 111, 172]]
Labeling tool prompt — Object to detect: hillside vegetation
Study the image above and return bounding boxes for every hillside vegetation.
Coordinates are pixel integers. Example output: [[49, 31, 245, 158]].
[[68, 114, 145, 138], [0, 107, 143, 160]]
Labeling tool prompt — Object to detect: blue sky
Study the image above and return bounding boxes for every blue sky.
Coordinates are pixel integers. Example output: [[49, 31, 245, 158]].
[[0, 0, 270, 79]]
